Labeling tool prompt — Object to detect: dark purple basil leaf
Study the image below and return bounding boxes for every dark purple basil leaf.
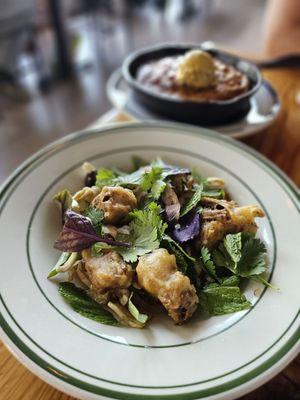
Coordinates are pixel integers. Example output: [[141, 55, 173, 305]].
[[165, 203, 181, 223], [54, 210, 129, 252], [172, 212, 201, 243], [85, 170, 97, 187]]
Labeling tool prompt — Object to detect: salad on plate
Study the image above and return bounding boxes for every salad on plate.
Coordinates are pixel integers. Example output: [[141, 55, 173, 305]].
[[48, 157, 270, 329]]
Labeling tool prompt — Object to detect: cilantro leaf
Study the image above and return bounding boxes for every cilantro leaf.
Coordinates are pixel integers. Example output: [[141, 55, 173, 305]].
[[199, 285, 251, 316], [238, 233, 267, 277], [117, 207, 167, 263], [200, 247, 220, 282], [96, 168, 117, 188], [83, 206, 104, 235], [213, 232, 269, 285], [180, 183, 203, 217], [58, 282, 119, 326]]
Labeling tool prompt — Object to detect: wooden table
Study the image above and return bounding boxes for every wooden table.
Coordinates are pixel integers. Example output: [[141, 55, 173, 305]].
[[0, 67, 299, 400]]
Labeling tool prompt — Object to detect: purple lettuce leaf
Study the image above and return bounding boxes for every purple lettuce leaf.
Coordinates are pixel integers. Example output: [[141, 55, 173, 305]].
[[172, 212, 202, 243], [54, 210, 129, 252]]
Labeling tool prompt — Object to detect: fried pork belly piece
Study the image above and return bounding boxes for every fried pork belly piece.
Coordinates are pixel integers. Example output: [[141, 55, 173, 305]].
[[72, 186, 100, 212], [136, 249, 198, 324], [81, 249, 133, 297], [198, 198, 265, 247], [92, 186, 137, 224]]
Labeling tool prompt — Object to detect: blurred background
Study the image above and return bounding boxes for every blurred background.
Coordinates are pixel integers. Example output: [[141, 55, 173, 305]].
[[0, 0, 268, 179]]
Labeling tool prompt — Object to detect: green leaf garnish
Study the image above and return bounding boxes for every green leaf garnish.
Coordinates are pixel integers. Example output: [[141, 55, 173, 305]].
[[200, 247, 220, 282], [48, 252, 78, 278], [83, 206, 104, 235], [128, 293, 148, 324], [53, 189, 73, 224], [117, 206, 167, 263], [162, 234, 195, 274], [213, 232, 269, 285], [180, 183, 203, 217], [96, 168, 117, 188], [58, 282, 119, 326], [199, 285, 251, 316], [201, 188, 225, 199]]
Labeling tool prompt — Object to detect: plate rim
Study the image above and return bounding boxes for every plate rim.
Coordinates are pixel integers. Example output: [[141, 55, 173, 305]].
[[0, 121, 299, 400]]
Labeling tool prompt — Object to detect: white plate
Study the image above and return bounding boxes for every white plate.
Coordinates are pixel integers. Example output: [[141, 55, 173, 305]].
[[106, 69, 281, 138], [0, 122, 299, 400]]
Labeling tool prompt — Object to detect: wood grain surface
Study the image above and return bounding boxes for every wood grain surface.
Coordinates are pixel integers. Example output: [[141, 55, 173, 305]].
[[0, 67, 299, 400]]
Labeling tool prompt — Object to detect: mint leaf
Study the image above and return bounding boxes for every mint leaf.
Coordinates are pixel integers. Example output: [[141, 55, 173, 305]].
[[180, 183, 203, 217], [224, 233, 242, 265], [58, 282, 119, 326], [162, 234, 195, 274], [199, 285, 251, 316], [83, 206, 104, 235], [200, 247, 220, 282], [128, 293, 148, 324]]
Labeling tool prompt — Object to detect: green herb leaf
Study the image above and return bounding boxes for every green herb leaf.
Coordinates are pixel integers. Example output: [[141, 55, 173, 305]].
[[128, 293, 148, 324], [200, 247, 220, 282], [58, 282, 119, 326], [53, 189, 73, 224], [199, 285, 251, 316], [91, 242, 115, 256], [213, 232, 269, 286], [162, 234, 195, 274], [48, 252, 78, 278], [180, 183, 203, 217], [117, 207, 167, 263], [96, 168, 117, 188], [201, 188, 225, 199], [224, 233, 242, 265], [83, 206, 104, 235]]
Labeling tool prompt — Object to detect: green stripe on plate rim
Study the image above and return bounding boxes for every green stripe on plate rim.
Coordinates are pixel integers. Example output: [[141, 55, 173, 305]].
[[0, 144, 279, 388], [0, 122, 299, 399], [26, 145, 276, 349]]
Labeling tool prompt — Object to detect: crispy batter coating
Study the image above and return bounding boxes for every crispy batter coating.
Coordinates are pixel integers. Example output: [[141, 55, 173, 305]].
[[199, 198, 265, 247], [81, 249, 133, 293], [72, 186, 100, 213], [92, 186, 137, 224], [136, 249, 199, 324]]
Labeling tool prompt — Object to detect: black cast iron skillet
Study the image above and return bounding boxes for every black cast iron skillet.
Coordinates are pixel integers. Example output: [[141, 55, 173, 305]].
[[122, 44, 262, 126]]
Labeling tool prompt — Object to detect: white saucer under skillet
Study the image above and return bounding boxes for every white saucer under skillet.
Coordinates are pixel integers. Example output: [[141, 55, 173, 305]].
[[106, 69, 281, 138]]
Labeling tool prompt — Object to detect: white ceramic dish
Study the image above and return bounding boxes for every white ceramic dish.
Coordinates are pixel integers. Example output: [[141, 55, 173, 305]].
[[0, 122, 299, 400], [106, 69, 281, 138]]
